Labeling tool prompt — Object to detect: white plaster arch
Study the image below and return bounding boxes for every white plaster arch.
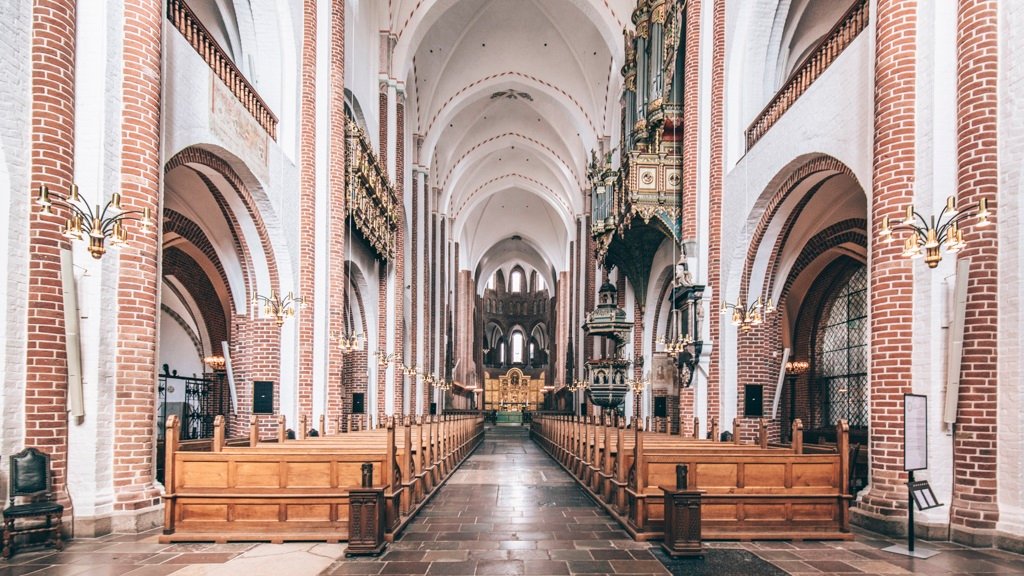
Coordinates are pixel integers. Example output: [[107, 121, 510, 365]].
[[163, 143, 297, 319], [474, 238, 556, 298], [442, 137, 581, 218], [391, 0, 627, 83], [420, 73, 602, 166], [440, 131, 582, 200]]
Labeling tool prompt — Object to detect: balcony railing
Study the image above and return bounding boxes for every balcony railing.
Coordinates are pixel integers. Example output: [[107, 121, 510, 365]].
[[168, 0, 278, 140], [347, 119, 399, 260], [745, 0, 868, 150]]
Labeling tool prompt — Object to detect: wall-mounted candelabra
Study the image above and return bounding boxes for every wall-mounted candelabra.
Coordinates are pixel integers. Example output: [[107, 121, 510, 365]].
[[36, 184, 153, 259]]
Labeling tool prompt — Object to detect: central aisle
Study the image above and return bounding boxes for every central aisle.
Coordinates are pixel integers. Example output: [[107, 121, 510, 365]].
[[323, 425, 670, 575]]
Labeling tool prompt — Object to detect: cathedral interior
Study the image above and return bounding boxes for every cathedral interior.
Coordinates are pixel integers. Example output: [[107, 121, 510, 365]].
[[1, 0, 1023, 573]]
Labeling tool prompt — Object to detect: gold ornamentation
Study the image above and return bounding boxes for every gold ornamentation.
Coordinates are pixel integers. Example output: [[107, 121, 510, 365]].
[[347, 119, 398, 260]]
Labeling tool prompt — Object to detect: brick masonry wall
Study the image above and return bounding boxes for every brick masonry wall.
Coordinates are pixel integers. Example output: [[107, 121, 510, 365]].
[[376, 86, 388, 420], [163, 147, 283, 438], [297, 0, 317, 423], [951, 0, 1000, 543], [707, 0, 725, 424], [26, 0, 76, 497], [394, 96, 406, 415], [113, 0, 163, 512], [682, 0, 701, 243], [859, 0, 917, 523], [327, 0, 345, 433], [410, 172, 418, 411], [161, 247, 227, 353]]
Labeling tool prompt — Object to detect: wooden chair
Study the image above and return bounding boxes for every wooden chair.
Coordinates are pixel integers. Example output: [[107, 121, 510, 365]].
[[2, 448, 64, 559]]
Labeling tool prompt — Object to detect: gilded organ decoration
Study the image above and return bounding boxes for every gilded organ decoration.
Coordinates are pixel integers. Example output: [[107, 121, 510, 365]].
[[346, 119, 398, 260], [588, 0, 685, 308]]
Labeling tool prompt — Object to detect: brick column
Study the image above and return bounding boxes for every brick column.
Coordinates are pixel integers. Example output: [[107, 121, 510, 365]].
[[950, 0, 999, 546], [327, 0, 346, 432], [855, 0, 917, 532], [411, 166, 421, 413], [375, 83, 389, 422], [113, 0, 163, 519], [393, 92, 406, 416], [26, 0, 76, 495], [682, 0, 701, 243], [297, 0, 318, 423], [677, 0, 702, 435], [707, 0, 726, 423], [425, 192, 435, 412]]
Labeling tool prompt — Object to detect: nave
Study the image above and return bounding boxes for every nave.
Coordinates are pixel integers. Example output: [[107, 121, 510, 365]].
[[3, 427, 1023, 576]]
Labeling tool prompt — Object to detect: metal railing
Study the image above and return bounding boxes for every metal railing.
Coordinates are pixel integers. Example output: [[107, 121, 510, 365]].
[[167, 0, 278, 140], [745, 0, 869, 150]]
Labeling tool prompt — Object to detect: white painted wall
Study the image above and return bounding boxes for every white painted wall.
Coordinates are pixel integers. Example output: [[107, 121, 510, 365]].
[[719, 33, 873, 429], [0, 0, 32, 493], [998, 0, 1024, 542]]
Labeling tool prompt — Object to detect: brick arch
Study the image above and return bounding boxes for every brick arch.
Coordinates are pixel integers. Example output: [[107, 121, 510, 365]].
[[163, 210, 232, 341], [164, 146, 281, 294], [733, 219, 866, 444], [739, 155, 859, 300], [777, 219, 867, 307], [782, 257, 864, 439]]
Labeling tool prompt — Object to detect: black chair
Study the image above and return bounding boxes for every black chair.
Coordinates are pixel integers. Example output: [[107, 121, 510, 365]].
[[2, 448, 64, 559]]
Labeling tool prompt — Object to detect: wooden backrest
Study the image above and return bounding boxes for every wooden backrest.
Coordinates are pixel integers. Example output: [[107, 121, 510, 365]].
[[9, 448, 51, 501]]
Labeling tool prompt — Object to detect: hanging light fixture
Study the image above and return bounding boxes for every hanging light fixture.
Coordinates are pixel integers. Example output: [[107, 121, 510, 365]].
[[35, 184, 153, 259], [376, 351, 399, 366], [785, 360, 809, 375], [203, 355, 226, 372], [720, 295, 775, 332], [879, 195, 991, 268], [252, 290, 305, 326]]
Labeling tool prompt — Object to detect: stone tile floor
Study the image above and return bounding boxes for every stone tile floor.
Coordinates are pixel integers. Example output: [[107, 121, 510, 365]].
[[1, 426, 1022, 575]]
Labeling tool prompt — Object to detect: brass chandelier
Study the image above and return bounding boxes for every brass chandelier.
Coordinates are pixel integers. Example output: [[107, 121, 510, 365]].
[[720, 296, 775, 332], [36, 184, 153, 259], [879, 196, 991, 268], [253, 290, 305, 326]]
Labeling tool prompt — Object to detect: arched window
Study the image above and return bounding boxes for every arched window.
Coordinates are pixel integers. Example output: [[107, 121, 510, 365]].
[[486, 273, 495, 290], [816, 267, 868, 427], [510, 268, 524, 293], [511, 331, 525, 363]]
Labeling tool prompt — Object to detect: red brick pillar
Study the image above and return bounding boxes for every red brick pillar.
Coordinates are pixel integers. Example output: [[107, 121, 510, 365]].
[[393, 93, 406, 416], [410, 166, 421, 412], [26, 0, 76, 494], [672, 1, 702, 435], [297, 0, 318, 423], [856, 0, 917, 532], [113, 0, 163, 517], [706, 0, 725, 423], [375, 83, 389, 422], [327, 0, 346, 432], [950, 0, 999, 546]]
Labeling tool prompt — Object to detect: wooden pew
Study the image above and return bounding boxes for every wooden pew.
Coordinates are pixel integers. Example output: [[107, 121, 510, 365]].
[[530, 415, 851, 542], [161, 413, 484, 543]]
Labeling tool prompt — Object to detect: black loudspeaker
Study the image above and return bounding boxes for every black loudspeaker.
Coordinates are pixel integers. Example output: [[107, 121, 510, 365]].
[[654, 396, 668, 418], [744, 385, 764, 417], [429, 402, 437, 415], [580, 402, 587, 416], [253, 381, 274, 414], [352, 393, 365, 414]]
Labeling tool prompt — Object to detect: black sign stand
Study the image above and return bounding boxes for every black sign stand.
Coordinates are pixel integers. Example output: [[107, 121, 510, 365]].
[[882, 394, 941, 559]]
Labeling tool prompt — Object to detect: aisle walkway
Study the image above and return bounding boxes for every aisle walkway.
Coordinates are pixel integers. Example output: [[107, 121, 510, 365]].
[[322, 425, 674, 576]]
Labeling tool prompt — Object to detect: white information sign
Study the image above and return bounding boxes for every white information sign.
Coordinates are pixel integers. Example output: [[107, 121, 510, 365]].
[[904, 394, 928, 472]]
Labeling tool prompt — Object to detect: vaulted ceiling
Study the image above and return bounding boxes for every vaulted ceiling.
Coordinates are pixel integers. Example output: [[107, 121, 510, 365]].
[[391, 0, 635, 284]]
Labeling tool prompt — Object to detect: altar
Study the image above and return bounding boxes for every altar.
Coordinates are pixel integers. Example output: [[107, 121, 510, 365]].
[[483, 368, 543, 412], [495, 411, 524, 425]]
